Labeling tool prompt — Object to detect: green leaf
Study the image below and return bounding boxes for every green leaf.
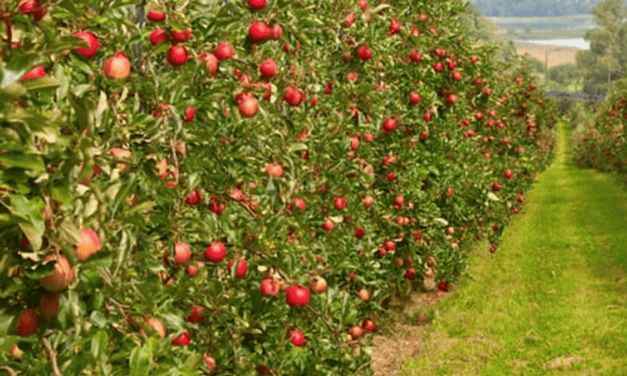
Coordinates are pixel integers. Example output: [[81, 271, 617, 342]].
[[129, 343, 153, 376], [90, 330, 108, 361], [22, 76, 61, 91], [0, 151, 45, 173]]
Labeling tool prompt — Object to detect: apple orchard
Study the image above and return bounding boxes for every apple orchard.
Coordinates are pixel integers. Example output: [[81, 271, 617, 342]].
[[0, 0, 557, 375]]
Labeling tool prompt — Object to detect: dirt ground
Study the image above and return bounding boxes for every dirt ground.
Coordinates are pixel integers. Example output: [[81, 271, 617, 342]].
[[514, 42, 579, 67]]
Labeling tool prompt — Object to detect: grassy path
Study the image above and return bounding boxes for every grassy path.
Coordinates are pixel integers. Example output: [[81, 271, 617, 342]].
[[397, 123, 627, 375]]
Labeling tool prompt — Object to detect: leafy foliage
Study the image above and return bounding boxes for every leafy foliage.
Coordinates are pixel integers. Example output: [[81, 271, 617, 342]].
[[0, 0, 557, 374]]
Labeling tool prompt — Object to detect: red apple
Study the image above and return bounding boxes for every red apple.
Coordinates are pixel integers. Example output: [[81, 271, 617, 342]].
[[354, 227, 365, 239], [403, 267, 416, 280], [183, 106, 195, 122], [74, 31, 100, 59], [259, 58, 277, 78], [409, 92, 420, 105], [238, 93, 259, 118], [271, 24, 283, 39], [204, 242, 226, 262], [349, 325, 363, 339], [290, 330, 306, 346], [200, 52, 219, 76], [173, 242, 191, 265], [227, 258, 248, 278], [322, 219, 335, 231], [438, 281, 449, 292], [382, 118, 397, 132], [167, 45, 188, 66], [409, 50, 423, 62], [103, 52, 131, 79], [363, 196, 374, 208], [18, 1, 45, 21], [284, 86, 304, 106], [357, 45, 373, 60], [39, 254, 75, 292], [150, 29, 169, 46], [362, 318, 375, 332], [147, 10, 166, 22], [21, 65, 46, 81], [15, 309, 39, 337], [308, 275, 327, 294], [260, 278, 281, 297], [172, 332, 191, 345], [503, 170, 513, 179], [39, 292, 60, 319], [204, 355, 216, 371], [333, 197, 347, 210], [185, 189, 202, 205], [266, 163, 283, 177], [492, 182, 501, 191], [248, 21, 270, 44], [186, 305, 206, 323], [357, 288, 370, 302], [214, 43, 234, 60], [247, 0, 267, 10], [285, 285, 310, 307], [76, 228, 102, 261], [171, 29, 192, 43]]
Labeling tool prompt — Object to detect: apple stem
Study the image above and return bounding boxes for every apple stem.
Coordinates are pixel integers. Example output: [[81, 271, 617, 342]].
[[42, 337, 62, 376]]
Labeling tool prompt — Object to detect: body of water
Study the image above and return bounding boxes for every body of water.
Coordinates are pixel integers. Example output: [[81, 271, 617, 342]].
[[514, 38, 590, 50]]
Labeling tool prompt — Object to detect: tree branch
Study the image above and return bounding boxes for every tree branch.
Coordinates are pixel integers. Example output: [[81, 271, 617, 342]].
[[42, 337, 62, 376], [0, 365, 17, 376]]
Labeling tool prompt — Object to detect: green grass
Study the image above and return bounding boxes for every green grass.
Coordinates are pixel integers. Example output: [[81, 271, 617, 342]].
[[397, 123, 627, 375]]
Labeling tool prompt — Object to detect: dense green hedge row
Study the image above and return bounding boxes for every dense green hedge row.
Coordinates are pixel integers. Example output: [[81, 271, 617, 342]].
[[0, 0, 556, 374]]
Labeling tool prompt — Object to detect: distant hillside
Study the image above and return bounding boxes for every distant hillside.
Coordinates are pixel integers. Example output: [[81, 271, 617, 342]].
[[466, 0, 606, 17]]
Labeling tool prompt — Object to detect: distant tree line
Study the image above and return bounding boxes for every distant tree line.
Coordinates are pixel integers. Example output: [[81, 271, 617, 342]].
[[467, 0, 605, 17]]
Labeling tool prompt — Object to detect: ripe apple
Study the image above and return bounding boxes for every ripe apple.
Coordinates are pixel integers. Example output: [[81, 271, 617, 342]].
[[358, 0, 368, 8], [15, 308, 39, 337], [308, 275, 327, 294], [39, 292, 60, 319], [18, 1, 46, 21], [271, 24, 283, 39], [284, 86, 304, 106], [171, 29, 192, 43], [185, 189, 202, 205], [21, 65, 46, 81], [362, 318, 375, 332], [204, 242, 226, 262], [214, 43, 234, 60], [74, 31, 100, 59], [492, 182, 501, 192], [40, 254, 74, 292], [266, 163, 284, 177], [227, 258, 248, 278], [186, 305, 206, 323], [354, 227, 365, 239], [183, 106, 195, 122], [438, 280, 449, 292], [167, 45, 188, 66], [446, 93, 458, 105], [357, 45, 373, 60], [409, 50, 423, 62], [248, 21, 270, 43], [503, 170, 513, 179], [409, 92, 420, 105], [322, 219, 335, 231], [76, 228, 102, 261], [344, 14, 355, 27], [292, 197, 307, 211], [260, 278, 281, 297], [333, 197, 347, 210], [103, 52, 130, 79], [356, 288, 370, 302], [290, 330, 306, 346], [146, 9, 166, 22], [172, 242, 191, 265], [172, 332, 191, 345], [382, 118, 397, 132], [150, 29, 169, 45], [363, 196, 374, 208], [202, 355, 216, 371], [238, 93, 259, 118], [489, 245, 497, 254], [247, 0, 267, 10], [349, 325, 363, 339], [403, 267, 416, 280], [200, 52, 219, 76], [258, 58, 277, 78], [433, 62, 443, 72], [285, 285, 310, 307]]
